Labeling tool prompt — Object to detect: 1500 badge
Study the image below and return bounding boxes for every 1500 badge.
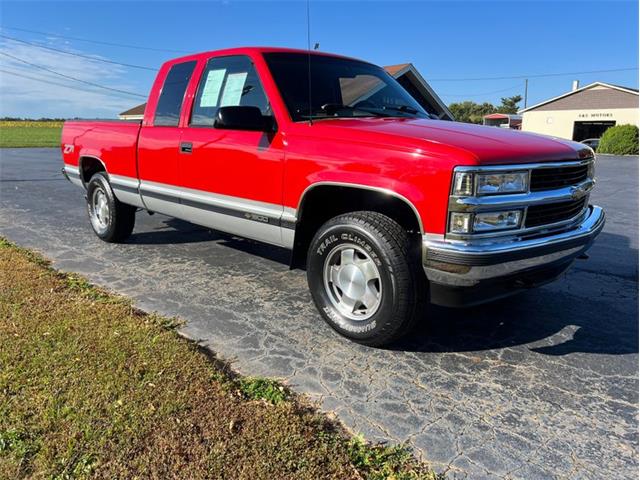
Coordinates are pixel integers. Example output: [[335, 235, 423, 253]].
[[244, 212, 269, 223]]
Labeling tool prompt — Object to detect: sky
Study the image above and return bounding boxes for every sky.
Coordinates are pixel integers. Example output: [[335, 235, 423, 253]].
[[0, 0, 638, 118]]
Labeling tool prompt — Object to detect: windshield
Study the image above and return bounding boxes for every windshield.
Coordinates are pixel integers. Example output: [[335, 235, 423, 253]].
[[263, 52, 430, 122]]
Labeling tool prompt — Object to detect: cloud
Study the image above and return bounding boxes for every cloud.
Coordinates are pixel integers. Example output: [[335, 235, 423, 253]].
[[0, 39, 148, 118]]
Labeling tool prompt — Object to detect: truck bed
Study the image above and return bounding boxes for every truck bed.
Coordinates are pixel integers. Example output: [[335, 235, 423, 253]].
[[61, 119, 141, 180]]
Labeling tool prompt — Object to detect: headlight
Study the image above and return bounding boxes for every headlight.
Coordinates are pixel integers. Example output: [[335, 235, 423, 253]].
[[587, 160, 595, 179], [449, 210, 522, 234], [452, 171, 529, 196], [452, 172, 474, 196], [449, 212, 472, 233], [473, 210, 522, 232], [476, 172, 528, 195]]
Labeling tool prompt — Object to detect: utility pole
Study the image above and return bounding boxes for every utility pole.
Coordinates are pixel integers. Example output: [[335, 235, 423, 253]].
[[524, 79, 528, 108]]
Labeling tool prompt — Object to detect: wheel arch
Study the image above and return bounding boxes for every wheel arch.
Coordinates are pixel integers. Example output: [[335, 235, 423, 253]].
[[79, 155, 108, 187], [290, 182, 424, 269]]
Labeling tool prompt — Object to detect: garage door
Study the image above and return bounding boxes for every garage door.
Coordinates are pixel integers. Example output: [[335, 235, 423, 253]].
[[572, 121, 616, 141]]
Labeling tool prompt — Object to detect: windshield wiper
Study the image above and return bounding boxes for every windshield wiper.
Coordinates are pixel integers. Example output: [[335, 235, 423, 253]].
[[330, 103, 423, 117], [382, 105, 419, 115], [323, 103, 420, 115], [298, 103, 412, 120], [320, 103, 352, 114], [319, 103, 391, 117]]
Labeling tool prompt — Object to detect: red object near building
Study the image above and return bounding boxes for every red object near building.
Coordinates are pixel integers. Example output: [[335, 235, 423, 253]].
[[61, 47, 604, 346], [483, 113, 523, 129]]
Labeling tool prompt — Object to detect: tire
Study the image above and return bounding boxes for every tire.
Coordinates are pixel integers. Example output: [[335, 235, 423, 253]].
[[86, 172, 136, 242], [306, 211, 425, 347]]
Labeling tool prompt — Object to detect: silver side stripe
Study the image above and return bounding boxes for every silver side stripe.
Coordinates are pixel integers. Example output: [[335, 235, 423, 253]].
[[62, 164, 83, 187], [110, 174, 140, 190], [281, 208, 297, 230], [62, 168, 298, 246], [63, 164, 80, 177], [110, 174, 145, 208], [137, 179, 296, 229], [180, 185, 282, 221]]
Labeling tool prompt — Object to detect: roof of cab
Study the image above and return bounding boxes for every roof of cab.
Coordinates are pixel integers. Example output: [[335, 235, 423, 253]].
[[163, 46, 369, 66]]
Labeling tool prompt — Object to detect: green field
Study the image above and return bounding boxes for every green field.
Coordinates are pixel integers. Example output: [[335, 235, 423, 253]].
[[0, 238, 442, 480], [0, 121, 62, 148]]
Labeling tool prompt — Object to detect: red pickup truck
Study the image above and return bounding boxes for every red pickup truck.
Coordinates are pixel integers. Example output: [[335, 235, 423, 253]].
[[61, 47, 605, 346]]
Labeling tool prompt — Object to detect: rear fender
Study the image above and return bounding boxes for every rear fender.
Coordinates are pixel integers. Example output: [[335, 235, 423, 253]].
[[78, 155, 108, 187]]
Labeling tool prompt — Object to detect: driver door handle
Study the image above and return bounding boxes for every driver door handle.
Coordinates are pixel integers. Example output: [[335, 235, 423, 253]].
[[180, 142, 193, 154]]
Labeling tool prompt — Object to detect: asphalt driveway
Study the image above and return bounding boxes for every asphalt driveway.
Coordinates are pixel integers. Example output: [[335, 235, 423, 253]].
[[1, 148, 637, 479]]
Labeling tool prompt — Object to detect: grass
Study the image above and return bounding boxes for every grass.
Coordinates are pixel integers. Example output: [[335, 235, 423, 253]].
[[0, 238, 443, 480], [0, 121, 62, 148]]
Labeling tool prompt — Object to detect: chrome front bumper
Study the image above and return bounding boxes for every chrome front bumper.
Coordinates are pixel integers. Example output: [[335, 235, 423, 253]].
[[422, 205, 605, 292]]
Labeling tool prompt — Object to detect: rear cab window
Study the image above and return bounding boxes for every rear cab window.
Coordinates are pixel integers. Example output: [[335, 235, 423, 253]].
[[154, 60, 197, 126], [190, 55, 271, 127]]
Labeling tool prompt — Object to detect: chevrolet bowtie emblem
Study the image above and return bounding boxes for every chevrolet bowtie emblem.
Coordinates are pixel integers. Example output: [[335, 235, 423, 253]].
[[570, 184, 587, 199]]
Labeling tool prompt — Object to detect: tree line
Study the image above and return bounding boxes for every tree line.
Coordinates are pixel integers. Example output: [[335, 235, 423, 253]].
[[448, 95, 523, 124], [1, 117, 70, 122]]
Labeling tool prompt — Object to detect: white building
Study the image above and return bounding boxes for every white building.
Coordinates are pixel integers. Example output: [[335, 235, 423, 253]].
[[519, 82, 638, 141]]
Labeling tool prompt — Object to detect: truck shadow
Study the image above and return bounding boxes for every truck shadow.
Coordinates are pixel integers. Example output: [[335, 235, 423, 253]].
[[391, 294, 638, 356], [392, 231, 638, 356], [128, 218, 215, 245], [129, 218, 637, 357], [128, 218, 292, 264]]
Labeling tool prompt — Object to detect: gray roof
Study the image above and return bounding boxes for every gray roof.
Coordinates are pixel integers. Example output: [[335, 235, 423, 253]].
[[519, 82, 639, 113]]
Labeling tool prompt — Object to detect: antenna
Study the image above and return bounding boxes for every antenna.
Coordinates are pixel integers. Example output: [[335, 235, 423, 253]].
[[306, 0, 313, 125]]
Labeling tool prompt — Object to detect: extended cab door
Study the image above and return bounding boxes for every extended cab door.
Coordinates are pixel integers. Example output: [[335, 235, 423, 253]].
[[137, 60, 197, 217], [178, 54, 287, 247]]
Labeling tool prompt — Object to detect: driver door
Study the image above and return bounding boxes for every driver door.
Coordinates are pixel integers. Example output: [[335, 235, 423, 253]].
[[178, 54, 286, 246]]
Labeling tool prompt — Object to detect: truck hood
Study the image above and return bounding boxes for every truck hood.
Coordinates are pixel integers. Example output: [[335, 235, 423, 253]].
[[315, 117, 587, 164]]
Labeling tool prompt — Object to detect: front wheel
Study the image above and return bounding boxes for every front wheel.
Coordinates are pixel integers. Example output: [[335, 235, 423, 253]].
[[86, 172, 136, 242], [306, 211, 425, 347]]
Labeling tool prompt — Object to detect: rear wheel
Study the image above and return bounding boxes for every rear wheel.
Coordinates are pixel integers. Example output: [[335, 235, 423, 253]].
[[86, 172, 136, 242], [306, 211, 425, 347]]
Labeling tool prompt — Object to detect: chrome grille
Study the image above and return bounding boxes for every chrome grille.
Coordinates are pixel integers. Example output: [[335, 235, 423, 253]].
[[530, 165, 589, 191], [447, 159, 594, 240], [525, 198, 587, 228]]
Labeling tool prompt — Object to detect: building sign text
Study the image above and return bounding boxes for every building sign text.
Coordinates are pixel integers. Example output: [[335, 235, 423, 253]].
[[578, 113, 614, 119]]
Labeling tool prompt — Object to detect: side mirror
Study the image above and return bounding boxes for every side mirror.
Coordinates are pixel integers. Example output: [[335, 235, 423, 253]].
[[214, 106, 273, 132]]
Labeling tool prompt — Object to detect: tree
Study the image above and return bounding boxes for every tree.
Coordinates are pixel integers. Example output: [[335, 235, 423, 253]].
[[448, 101, 496, 124], [497, 95, 522, 114], [449, 95, 523, 123]]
